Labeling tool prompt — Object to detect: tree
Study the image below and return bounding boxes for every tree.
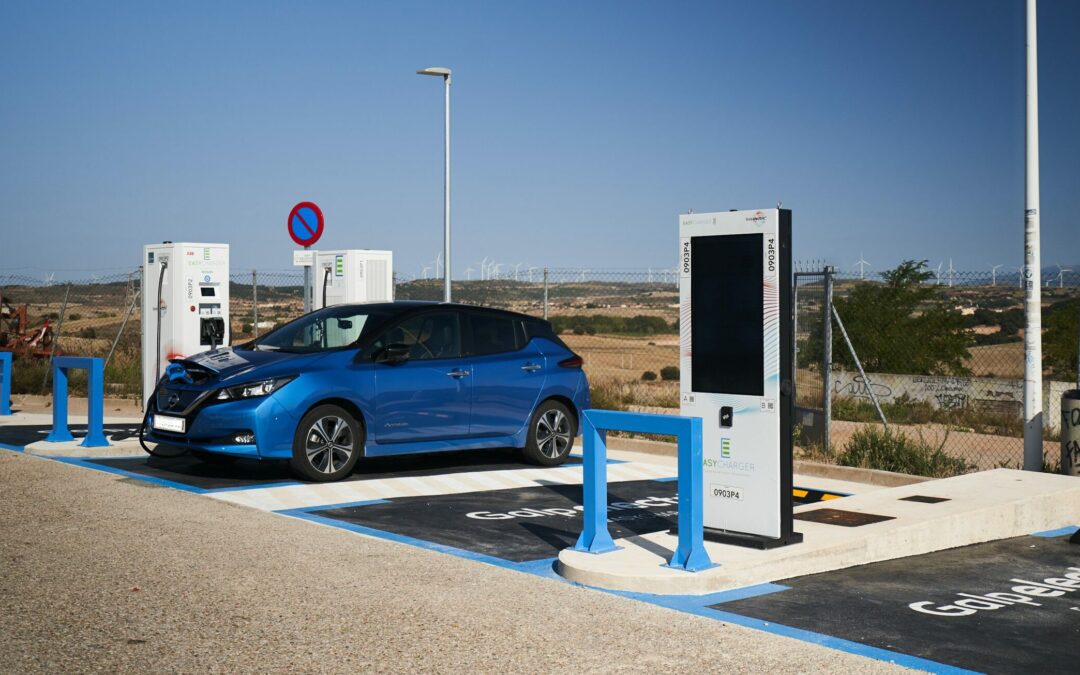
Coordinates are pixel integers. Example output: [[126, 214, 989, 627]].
[[1044, 298, 1078, 382], [804, 260, 973, 376]]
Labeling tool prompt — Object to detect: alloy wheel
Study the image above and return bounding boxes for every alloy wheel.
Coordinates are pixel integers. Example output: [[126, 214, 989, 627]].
[[535, 408, 571, 459], [305, 415, 354, 474]]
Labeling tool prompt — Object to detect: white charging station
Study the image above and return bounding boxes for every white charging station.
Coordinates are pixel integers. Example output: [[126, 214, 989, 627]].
[[311, 249, 394, 309], [141, 242, 230, 406], [678, 209, 800, 549]]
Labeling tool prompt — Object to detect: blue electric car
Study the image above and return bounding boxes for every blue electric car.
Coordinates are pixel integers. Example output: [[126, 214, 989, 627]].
[[143, 302, 590, 481]]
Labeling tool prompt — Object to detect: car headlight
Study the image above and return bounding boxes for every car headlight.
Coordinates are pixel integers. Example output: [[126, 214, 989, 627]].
[[215, 376, 295, 401]]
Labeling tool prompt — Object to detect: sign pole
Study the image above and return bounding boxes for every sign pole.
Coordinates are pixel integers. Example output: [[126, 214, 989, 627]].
[[303, 245, 311, 314]]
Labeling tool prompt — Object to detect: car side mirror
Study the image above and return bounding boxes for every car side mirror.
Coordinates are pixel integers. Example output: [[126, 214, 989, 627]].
[[374, 343, 411, 364]]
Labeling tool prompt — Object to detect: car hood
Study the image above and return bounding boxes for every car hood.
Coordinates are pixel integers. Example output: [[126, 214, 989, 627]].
[[174, 346, 323, 385]]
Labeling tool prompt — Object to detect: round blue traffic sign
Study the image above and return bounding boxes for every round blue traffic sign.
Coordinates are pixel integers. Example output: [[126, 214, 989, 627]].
[[288, 202, 324, 247]]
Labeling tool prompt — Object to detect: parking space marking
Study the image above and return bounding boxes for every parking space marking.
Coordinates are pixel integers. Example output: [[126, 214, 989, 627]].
[[210, 461, 675, 512]]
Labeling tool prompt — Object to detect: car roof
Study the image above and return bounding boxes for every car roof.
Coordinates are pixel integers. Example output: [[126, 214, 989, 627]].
[[335, 301, 545, 323]]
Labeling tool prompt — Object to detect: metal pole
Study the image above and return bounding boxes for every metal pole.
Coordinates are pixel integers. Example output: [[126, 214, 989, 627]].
[[42, 282, 71, 391], [1023, 0, 1043, 471], [105, 290, 139, 369], [543, 268, 549, 320], [823, 266, 834, 452], [443, 73, 452, 303], [303, 246, 311, 314], [832, 304, 888, 431], [252, 269, 259, 338]]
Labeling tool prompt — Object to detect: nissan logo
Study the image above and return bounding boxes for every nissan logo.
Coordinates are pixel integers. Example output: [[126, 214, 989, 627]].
[[167, 393, 181, 410]]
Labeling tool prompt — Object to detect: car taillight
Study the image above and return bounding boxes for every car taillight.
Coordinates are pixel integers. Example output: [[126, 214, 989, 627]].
[[558, 355, 584, 368]]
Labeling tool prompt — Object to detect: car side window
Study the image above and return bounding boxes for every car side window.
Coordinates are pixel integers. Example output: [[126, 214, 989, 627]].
[[468, 313, 521, 356], [370, 312, 461, 360]]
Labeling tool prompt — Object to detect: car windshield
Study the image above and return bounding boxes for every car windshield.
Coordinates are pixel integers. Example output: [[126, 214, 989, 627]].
[[249, 306, 396, 354]]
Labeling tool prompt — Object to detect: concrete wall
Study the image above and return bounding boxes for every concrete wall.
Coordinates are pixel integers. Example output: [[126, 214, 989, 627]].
[[832, 370, 1073, 434]]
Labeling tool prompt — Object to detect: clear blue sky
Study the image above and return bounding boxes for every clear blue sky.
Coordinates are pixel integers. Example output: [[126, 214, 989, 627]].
[[2, 0, 1078, 279]]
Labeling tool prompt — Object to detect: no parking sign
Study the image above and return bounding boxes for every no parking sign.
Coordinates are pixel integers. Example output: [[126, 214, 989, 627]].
[[287, 202, 324, 247]]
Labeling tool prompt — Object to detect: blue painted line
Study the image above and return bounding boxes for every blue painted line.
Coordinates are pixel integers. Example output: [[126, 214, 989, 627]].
[[0, 442, 24, 453], [652, 476, 678, 482], [48, 456, 211, 493], [1031, 525, 1079, 538]]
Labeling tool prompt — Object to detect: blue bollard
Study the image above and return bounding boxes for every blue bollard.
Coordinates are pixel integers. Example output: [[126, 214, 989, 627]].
[[44, 356, 111, 448], [0, 352, 11, 416], [571, 409, 714, 572]]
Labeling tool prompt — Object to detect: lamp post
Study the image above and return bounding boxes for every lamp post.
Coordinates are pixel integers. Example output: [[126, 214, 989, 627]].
[[417, 66, 452, 303]]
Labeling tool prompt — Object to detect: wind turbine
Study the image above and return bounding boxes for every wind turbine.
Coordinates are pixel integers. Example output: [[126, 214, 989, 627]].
[[1056, 264, 1073, 288], [476, 258, 489, 281], [421, 265, 432, 280], [946, 258, 956, 288], [578, 269, 588, 282], [513, 263, 524, 281], [464, 267, 475, 280], [1014, 266, 1025, 289], [44, 272, 56, 287], [492, 263, 503, 279], [435, 252, 443, 278], [990, 264, 1003, 287], [854, 253, 870, 280], [527, 266, 538, 283], [930, 262, 943, 286]]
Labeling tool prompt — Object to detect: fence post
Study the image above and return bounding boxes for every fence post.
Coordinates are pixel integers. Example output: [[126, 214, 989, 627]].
[[105, 288, 140, 369], [823, 265, 834, 452], [832, 304, 888, 431], [543, 268, 549, 320], [252, 269, 259, 338], [42, 282, 71, 392]]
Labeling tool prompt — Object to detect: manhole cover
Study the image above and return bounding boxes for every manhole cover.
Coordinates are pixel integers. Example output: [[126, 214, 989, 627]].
[[794, 508, 894, 527]]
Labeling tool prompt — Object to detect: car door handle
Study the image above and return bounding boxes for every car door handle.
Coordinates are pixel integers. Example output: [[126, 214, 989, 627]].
[[447, 369, 470, 378], [521, 363, 542, 373]]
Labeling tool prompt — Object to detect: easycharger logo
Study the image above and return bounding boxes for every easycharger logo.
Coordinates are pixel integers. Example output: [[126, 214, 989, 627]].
[[745, 211, 766, 224], [704, 457, 756, 473], [467, 495, 679, 521], [909, 566, 1080, 617]]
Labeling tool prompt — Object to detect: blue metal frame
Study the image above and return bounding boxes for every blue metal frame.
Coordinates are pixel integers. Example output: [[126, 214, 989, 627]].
[[0, 352, 10, 415], [44, 356, 110, 447], [572, 408, 713, 572]]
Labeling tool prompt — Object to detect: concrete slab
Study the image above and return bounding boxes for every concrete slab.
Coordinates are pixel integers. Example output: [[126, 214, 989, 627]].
[[1, 411, 145, 457], [557, 468, 1080, 595]]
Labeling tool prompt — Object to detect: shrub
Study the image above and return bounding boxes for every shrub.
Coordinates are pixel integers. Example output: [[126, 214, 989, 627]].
[[659, 366, 680, 381], [641, 371, 658, 381], [837, 427, 972, 478]]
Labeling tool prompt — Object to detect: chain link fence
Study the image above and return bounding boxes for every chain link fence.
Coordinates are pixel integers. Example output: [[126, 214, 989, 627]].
[[4, 264, 1078, 475]]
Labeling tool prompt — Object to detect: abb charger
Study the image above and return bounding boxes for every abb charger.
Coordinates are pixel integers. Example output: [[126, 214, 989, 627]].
[[311, 249, 394, 309], [141, 243, 229, 406]]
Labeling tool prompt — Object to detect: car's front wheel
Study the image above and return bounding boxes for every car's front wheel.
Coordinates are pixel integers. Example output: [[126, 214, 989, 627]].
[[522, 400, 576, 466], [290, 404, 363, 482]]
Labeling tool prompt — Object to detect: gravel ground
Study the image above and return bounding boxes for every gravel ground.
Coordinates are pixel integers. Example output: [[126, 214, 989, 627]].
[[0, 451, 916, 673]]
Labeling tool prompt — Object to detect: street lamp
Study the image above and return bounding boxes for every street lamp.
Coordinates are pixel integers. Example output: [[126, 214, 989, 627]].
[[417, 66, 452, 302]]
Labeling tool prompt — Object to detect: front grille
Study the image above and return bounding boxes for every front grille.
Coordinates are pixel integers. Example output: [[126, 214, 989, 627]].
[[155, 387, 210, 415]]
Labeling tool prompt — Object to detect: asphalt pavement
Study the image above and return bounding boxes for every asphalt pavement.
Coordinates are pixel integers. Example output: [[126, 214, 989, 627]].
[[0, 451, 912, 673]]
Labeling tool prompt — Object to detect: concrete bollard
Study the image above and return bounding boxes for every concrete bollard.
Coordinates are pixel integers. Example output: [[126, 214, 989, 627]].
[[1061, 390, 1080, 476]]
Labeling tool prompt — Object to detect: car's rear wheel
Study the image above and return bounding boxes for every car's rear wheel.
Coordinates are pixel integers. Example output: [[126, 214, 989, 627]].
[[522, 400, 576, 466], [290, 404, 363, 482], [190, 449, 238, 465]]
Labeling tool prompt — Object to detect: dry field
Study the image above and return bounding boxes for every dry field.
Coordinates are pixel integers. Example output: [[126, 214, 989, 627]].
[[561, 333, 679, 380]]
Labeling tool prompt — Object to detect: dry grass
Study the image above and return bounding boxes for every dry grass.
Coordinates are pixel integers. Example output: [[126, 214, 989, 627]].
[[562, 333, 679, 382], [964, 342, 1024, 379]]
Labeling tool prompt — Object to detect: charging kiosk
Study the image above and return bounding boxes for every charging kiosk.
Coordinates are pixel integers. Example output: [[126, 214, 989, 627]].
[[311, 249, 394, 309], [141, 242, 230, 406], [678, 209, 800, 549]]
